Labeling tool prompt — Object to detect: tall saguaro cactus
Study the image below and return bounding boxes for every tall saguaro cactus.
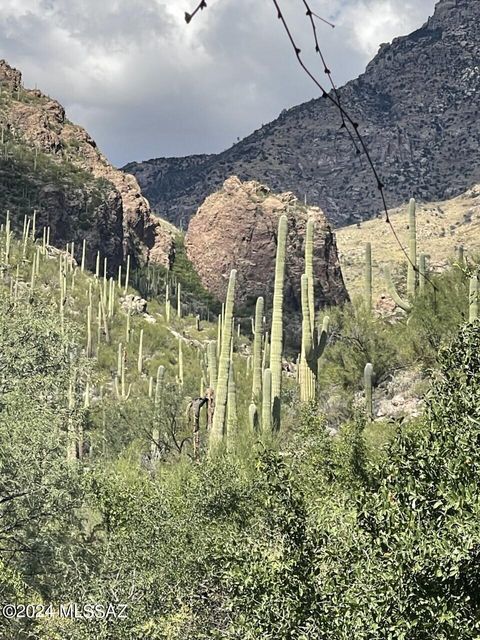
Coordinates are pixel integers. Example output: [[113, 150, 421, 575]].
[[305, 219, 315, 330], [270, 215, 288, 430], [299, 275, 330, 402], [226, 362, 238, 439], [262, 368, 272, 432], [210, 269, 236, 451], [207, 341, 217, 390], [299, 220, 330, 402], [252, 296, 264, 401]]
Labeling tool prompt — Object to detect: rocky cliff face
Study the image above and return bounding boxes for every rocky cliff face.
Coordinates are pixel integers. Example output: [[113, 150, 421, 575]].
[[185, 177, 348, 322], [126, 0, 480, 229], [0, 60, 175, 270]]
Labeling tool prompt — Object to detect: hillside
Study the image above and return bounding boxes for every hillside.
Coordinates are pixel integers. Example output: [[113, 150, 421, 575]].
[[0, 60, 176, 270], [2, 198, 480, 638], [336, 183, 480, 303], [125, 0, 480, 228]]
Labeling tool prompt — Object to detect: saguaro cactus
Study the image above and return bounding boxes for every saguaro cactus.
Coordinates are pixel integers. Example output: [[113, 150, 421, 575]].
[[177, 282, 182, 318], [249, 402, 259, 431], [81, 238, 86, 272], [252, 296, 264, 401], [299, 275, 330, 402], [178, 339, 184, 386], [137, 328, 144, 374], [165, 283, 171, 323], [270, 215, 288, 430], [262, 368, 272, 432], [217, 314, 222, 357], [207, 341, 217, 390], [226, 362, 238, 439], [210, 269, 236, 451], [299, 220, 330, 402], [124, 254, 130, 294], [152, 365, 165, 458], [86, 303, 93, 357], [115, 346, 132, 401], [262, 331, 270, 373], [305, 218, 315, 330]]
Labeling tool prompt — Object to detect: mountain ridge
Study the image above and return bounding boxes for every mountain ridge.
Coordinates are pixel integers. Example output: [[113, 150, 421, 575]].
[[125, 0, 480, 228], [0, 59, 176, 270]]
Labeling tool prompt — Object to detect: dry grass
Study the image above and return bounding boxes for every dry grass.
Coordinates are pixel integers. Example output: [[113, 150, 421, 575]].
[[335, 186, 480, 302]]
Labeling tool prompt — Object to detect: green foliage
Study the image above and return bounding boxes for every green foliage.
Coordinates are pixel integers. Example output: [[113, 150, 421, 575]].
[[320, 299, 400, 393], [132, 234, 220, 318], [0, 295, 89, 623], [3, 203, 480, 639], [404, 260, 471, 366]]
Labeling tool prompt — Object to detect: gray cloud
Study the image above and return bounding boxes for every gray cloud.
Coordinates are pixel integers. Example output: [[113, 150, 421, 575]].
[[0, 0, 437, 166]]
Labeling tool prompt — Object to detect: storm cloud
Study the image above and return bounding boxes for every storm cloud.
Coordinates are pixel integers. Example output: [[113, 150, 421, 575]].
[[0, 0, 437, 166]]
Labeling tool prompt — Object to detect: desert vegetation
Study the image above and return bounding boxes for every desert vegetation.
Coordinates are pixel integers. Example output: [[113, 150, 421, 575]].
[[1, 201, 480, 638]]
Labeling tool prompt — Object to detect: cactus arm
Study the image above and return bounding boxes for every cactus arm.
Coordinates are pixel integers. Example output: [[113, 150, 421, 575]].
[[252, 296, 264, 401], [313, 315, 330, 362], [383, 265, 411, 312]]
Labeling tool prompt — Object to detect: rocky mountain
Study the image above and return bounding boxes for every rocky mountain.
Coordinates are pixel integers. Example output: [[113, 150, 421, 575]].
[[125, 0, 480, 228], [185, 177, 348, 321], [0, 60, 175, 270]]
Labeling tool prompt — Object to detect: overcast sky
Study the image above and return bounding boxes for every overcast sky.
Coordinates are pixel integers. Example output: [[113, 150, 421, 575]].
[[0, 0, 437, 167]]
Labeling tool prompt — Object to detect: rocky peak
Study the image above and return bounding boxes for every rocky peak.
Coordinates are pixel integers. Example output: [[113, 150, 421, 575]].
[[0, 60, 22, 92], [127, 0, 480, 229], [185, 177, 348, 331], [0, 59, 175, 268]]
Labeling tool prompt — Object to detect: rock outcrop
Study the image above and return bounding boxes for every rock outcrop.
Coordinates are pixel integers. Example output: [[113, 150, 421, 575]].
[[185, 177, 348, 320], [126, 0, 480, 228], [0, 60, 175, 269]]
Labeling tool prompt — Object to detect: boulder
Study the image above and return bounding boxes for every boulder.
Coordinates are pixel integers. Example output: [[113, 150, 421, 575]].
[[185, 177, 348, 317], [120, 294, 148, 315]]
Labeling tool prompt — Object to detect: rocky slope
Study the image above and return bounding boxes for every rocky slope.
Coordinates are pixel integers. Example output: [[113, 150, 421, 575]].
[[126, 0, 480, 228], [0, 60, 175, 270], [185, 177, 348, 322], [335, 182, 480, 306]]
